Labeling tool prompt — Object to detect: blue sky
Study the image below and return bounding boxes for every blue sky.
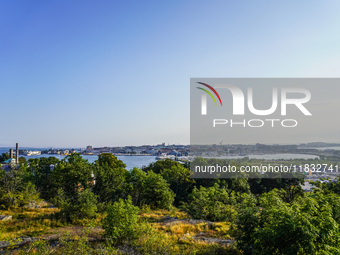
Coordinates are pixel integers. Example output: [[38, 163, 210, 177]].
[[1, 0, 340, 147]]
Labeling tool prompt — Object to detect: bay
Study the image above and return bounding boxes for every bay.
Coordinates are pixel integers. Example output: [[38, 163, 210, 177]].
[[0, 148, 156, 170]]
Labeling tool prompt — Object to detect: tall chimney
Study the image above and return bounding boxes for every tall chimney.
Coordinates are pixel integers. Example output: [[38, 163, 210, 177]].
[[16, 143, 19, 164], [9, 149, 13, 158]]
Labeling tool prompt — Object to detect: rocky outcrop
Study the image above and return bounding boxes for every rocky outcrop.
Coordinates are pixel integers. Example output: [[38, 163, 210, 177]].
[[0, 237, 38, 250], [191, 232, 235, 245], [162, 216, 213, 226], [0, 215, 12, 221]]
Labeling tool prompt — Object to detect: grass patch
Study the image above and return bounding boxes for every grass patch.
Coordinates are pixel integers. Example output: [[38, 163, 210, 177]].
[[139, 207, 188, 223], [1, 207, 239, 255], [0, 208, 64, 240]]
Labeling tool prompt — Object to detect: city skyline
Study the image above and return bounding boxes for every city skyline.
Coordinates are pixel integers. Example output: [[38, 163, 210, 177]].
[[1, 1, 340, 147]]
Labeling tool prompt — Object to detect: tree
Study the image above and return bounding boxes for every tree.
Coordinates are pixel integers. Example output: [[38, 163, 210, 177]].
[[27, 157, 60, 200], [157, 164, 195, 206], [233, 189, 340, 255], [18, 156, 27, 165], [93, 153, 127, 204], [126, 168, 175, 210], [96, 153, 126, 169], [50, 153, 94, 200], [314, 178, 340, 195], [143, 170, 175, 210], [0, 153, 10, 163], [248, 178, 304, 197], [181, 183, 254, 222], [47, 154, 97, 223], [144, 159, 182, 174]]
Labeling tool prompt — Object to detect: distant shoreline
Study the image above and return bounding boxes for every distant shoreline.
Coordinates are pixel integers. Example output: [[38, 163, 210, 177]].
[[48, 153, 153, 156]]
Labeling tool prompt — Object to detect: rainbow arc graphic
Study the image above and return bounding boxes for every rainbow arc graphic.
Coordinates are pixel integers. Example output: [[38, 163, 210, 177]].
[[196, 82, 222, 106]]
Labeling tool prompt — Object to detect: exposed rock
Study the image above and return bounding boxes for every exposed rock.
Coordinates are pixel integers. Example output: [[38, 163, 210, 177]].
[[23, 201, 40, 209], [38, 200, 50, 208], [192, 232, 206, 238], [191, 232, 235, 245], [0, 215, 12, 221], [162, 216, 213, 226], [0, 237, 38, 250], [162, 216, 178, 223], [118, 245, 143, 255]]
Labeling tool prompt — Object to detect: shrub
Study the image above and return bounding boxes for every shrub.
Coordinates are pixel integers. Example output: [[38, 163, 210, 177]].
[[0, 168, 41, 209], [102, 196, 139, 244], [133, 223, 173, 255], [127, 168, 175, 210], [233, 190, 340, 255], [55, 188, 97, 223], [181, 184, 252, 222], [158, 164, 195, 206]]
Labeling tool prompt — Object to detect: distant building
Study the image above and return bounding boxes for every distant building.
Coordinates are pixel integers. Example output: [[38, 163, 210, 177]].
[[2, 158, 16, 164], [146, 148, 158, 155], [125, 147, 133, 153], [22, 150, 41, 156]]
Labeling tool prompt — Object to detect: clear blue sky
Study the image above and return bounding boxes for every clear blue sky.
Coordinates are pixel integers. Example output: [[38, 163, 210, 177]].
[[1, 0, 340, 147]]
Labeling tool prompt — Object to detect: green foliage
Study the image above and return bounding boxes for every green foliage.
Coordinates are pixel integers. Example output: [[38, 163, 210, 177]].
[[27, 157, 60, 199], [6, 153, 340, 254], [157, 164, 195, 206], [15, 182, 41, 208], [51, 153, 94, 200], [182, 183, 254, 222], [102, 196, 139, 244], [314, 179, 340, 195], [233, 189, 340, 255], [17, 232, 120, 255], [221, 178, 251, 193], [143, 170, 175, 209], [0, 168, 40, 209], [96, 153, 126, 169], [0, 152, 10, 163], [133, 222, 173, 255], [127, 168, 175, 210], [145, 159, 195, 206], [248, 178, 304, 196], [93, 153, 128, 204], [144, 158, 181, 174], [18, 156, 27, 165], [47, 154, 98, 223], [55, 188, 98, 223]]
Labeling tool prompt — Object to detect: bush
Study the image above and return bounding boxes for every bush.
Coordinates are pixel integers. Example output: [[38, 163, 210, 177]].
[[133, 223, 173, 255], [102, 196, 139, 244], [181, 184, 253, 222], [0, 168, 41, 209], [55, 188, 97, 223], [157, 164, 195, 206], [127, 168, 175, 210], [233, 190, 340, 255]]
